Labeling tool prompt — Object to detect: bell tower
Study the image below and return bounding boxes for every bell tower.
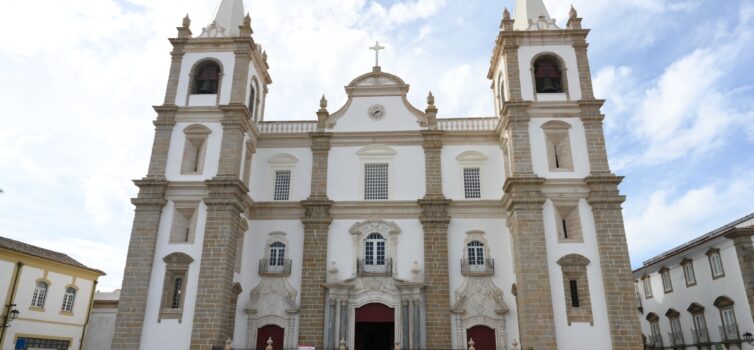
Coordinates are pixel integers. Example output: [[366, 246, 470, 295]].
[[490, 0, 643, 349], [112, 0, 271, 349]]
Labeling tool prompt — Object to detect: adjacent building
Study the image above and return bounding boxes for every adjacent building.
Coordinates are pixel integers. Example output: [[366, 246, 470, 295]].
[[634, 213, 754, 349], [112, 0, 644, 349], [0, 236, 104, 350], [82, 290, 120, 350]]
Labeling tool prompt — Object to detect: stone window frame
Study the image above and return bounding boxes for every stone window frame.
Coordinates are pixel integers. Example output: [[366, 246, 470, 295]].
[[706, 248, 725, 280], [249, 77, 261, 122], [461, 230, 493, 276], [541, 120, 575, 172], [642, 274, 653, 299], [681, 258, 697, 287], [169, 201, 200, 244], [179, 124, 212, 175], [185, 58, 224, 106], [557, 254, 592, 325], [159, 252, 194, 323], [497, 72, 505, 112], [456, 151, 488, 200], [687, 302, 708, 342], [59, 284, 78, 315], [659, 266, 673, 294], [530, 52, 570, 101], [349, 219, 401, 275], [665, 308, 684, 345], [30, 278, 51, 311], [552, 199, 583, 243], [356, 145, 396, 201], [258, 231, 291, 276], [267, 153, 299, 201]]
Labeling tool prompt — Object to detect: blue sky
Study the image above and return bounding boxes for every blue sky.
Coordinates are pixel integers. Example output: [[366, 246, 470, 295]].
[[0, 0, 752, 291]]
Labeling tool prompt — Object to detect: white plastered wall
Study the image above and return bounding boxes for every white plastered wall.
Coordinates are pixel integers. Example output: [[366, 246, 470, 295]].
[[249, 148, 313, 201], [327, 146, 426, 201], [330, 96, 423, 132], [517, 45, 582, 102], [446, 218, 519, 350], [140, 200, 208, 350], [165, 122, 224, 182], [529, 117, 591, 178], [175, 52, 236, 107], [543, 199, 613, 349], [441, 145, 505, 200]]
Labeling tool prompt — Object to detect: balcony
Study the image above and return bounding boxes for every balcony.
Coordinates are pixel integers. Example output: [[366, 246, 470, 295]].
[[646, 334, 663, 349], [667, 331, 684, 348], [357, 258, 393, 276], [258, 259, 292, 276], [719, 323, 741, 343], [691, 328, 710, 345], [461, 258, 495, 276]]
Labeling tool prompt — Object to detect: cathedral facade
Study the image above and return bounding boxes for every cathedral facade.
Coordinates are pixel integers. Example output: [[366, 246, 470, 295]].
[[111, 0, 643, 349]]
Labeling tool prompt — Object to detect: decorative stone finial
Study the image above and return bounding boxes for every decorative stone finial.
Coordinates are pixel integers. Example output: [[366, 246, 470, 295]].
[[182, 14, 191, 28], [500, 7, 514, 31], [244, 12, 251, 26], [468, 338, 476, 350], [566, 4, 582, 29], [427, 91, 435, 107], [262, 50, 268, 63], [239, 12, 253, 37], [569, 5, 578, 18], [503, 8, 510, 20], [224, 338, 232, 350], [265, 337, 273, 350], [339, 339, 347, 350], [177, 14, 193, 38], [320, 95, 328, 110], [425, 91, 438, 129], [317, 95, 330, 131]]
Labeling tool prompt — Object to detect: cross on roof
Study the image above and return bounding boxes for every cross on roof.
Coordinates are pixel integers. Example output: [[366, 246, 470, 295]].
[[369, 41, 385, 67]]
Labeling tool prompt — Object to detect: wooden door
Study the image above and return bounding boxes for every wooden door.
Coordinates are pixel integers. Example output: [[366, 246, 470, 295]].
[[467, 325, 496, 350], [256, 324, 284, 350]]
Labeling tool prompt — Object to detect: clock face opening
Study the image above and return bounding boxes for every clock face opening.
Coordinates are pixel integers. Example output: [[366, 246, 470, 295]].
[[368, 104, 386, 120]]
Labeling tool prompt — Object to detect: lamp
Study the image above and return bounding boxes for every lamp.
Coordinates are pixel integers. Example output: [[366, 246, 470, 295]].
[[2, 304, 19, 328], [743, 331, 753, 344], [9, 306, 19, 321]]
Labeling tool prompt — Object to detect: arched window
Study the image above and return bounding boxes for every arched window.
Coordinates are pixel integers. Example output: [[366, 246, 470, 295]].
[[31, 282, 48, 308], [364, 233, 386, 267], [467, 241, 484, 265], [192, 60, 221, 94], [61, 287, 76, 312], [269, 242, 286, 267], [249, 86, 256, 117], [534, 56, 563, 93]]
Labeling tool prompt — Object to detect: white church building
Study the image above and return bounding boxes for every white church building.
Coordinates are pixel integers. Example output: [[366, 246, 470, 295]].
[[111, 0, 644, 349]]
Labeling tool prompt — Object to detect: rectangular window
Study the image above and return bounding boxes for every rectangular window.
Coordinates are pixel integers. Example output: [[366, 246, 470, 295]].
[[569, 280, 580, 307], [170, 276, 184, 309], [709, 253, 724, 278], [643, 277, 653, 298], [364, 163, 388, 200], [170, 206, 198, 243], [273, 170, 291, 201], [721, 308, 736, 328], [463, 167, 481, 199], [181, 136, 208, 174], [650, 321, 661, 337], [693, 313, 707, 337], [661, 269, 673, 293], [555, 205, 582, 242], [683, 262, 696, 286]]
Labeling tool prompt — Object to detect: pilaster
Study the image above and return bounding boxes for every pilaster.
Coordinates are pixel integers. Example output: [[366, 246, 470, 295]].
[[585, 175, 643, 350], [217, 105, 252, 178], [502, 101, 535, 176], [725, 227, 754, 325], [502, 176, 557, 349], [419, 130, 452, 348], [190, 178, 249, 350], [146, 106, 178, 178], [229, 42, 252, 104], [112, 179, 168, 350], [572, 34, 595, 100], [503, 40, 523, 101], [579, 100, 611, 174], [298, 131, 334, 347], [164, 38, 187, 105]]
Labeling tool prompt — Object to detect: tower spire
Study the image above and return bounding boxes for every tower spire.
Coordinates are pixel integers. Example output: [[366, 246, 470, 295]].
[[200, 0, 245, 37], [512, 0, 558, 30]]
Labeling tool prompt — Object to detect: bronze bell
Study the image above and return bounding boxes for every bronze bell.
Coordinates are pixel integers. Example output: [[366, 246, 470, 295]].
[[539, 78, 560, 93]]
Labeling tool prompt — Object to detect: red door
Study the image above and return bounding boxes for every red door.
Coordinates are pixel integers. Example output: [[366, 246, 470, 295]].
[[256, 325, 284, 350], [467, 325, 496, 350]]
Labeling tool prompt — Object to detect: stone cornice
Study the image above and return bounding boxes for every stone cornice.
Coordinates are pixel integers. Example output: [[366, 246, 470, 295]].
[[256, 130, 498, 148], [501, 176, 546, 210], [585, 174, 626, 206], [724, 227, 754, 241], [204, 177, 252, 215], [248, 200, 508, 220]]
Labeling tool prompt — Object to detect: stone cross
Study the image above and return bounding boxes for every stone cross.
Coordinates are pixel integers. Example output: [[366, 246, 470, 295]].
[[369, 41, 385, 67]]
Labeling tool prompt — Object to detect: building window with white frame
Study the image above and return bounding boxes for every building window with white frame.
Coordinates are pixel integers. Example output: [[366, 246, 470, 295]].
[[364, 163, 389, 200], [660, 267, 673, 293], [467, 240, 484, 266], [31, 281, 48, 308], [690, 306, 709, 344], [682, 259, 696, 287], [707, 249, 725, 279], [364, 233, 386, 268], [61, 287, 76, 312], [273, 170, 291, 200], [463, 168, 481, 199], [159, 252, 193, 321], [642, 276, 653, 299], [268, 242, 286, 267]]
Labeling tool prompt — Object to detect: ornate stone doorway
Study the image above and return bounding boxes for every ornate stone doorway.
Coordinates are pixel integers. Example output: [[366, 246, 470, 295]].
[[354, 303, 395, 350]]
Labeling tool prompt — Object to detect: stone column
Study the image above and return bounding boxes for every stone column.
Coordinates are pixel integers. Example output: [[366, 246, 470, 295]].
[[298, 132, 333, 347], [725, 227, 754, 326], [112, 179, 168, 350], [418, 130, 452, 348], [586, 175, 643, 350], [500, 102, 557, 348]]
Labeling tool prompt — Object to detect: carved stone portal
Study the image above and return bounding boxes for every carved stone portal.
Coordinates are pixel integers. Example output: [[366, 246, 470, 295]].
[[451, 276, 509, 350], [244, 277, 299, 348]]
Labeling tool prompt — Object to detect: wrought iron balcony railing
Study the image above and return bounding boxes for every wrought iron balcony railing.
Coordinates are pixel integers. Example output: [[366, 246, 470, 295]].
[[719, 323, 740, 342], [646, 334, 664, 348], [691, 328, 710, 345], [460, 258, 495, 276], [357, 258, 393, 276], [667, 331, 684, 347], [258, 259, 292, 276]]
